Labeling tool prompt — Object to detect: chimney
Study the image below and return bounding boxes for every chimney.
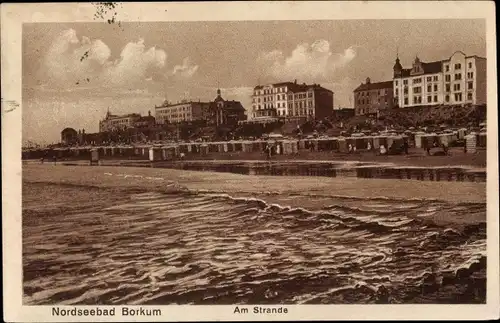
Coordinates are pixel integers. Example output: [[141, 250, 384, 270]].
[[294, 79, 297, 84], [148, 110, 151, 116], [366, 77, 371, 84]]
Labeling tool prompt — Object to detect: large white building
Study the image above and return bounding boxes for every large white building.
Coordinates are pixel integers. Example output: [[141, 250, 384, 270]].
[[251, 80, 334, 122], [393, 51, 486, 108]]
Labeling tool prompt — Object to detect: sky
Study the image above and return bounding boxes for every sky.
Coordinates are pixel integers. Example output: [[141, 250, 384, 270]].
[[22, 19, 486, 144]]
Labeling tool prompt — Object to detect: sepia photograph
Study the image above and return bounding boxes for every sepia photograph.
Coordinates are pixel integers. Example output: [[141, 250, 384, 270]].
[[2, 1, 499, 321]]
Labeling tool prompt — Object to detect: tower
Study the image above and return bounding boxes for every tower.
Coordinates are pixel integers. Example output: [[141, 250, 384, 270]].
[[393, 53, 403, 78]]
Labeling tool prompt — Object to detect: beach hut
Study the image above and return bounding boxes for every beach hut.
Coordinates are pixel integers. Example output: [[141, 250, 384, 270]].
[[291, 140, 299, 154], [149, 147, 162, 161], [477, 132, 487, 147], [457, 128, 467, 140], [338, 138, 348, 153], [465, 133, 477, 153], [90, 148, 99, 166], [200, 143, 209, 156], [234, 142, 242, 152]]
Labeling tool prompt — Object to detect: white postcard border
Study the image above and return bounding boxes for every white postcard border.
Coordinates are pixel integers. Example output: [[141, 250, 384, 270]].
[[2, 1, 499, 322]]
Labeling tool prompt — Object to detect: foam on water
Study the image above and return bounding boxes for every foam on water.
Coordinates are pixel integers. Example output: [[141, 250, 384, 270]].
[[23, 189, 486, 304]]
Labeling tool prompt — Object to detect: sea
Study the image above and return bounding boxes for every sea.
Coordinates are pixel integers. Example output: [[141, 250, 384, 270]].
[[23, 182, 486, 305]]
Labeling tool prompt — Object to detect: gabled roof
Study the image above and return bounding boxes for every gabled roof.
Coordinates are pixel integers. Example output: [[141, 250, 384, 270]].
[[354, 80, 393, 92]]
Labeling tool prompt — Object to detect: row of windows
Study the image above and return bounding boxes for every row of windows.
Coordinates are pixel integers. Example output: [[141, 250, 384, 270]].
[[254, 100, 314, 110], [358, 97, 388, 105], [358, 90, 387, 96], [425, 76, 440, 82], [443, 82, 474, 92], [255, 87, 288, 96], [444, 62, 473, 72], [398, 92, 474, 105], [397, 70, 475, 86]]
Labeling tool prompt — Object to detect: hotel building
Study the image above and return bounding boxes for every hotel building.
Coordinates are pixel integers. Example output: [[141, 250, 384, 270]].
[[393, 51, 486, 108], [251, 80, 334, 122], [99, 110, 142, 132], [353, 78, 394, 116], [155, 100, 211, 125]]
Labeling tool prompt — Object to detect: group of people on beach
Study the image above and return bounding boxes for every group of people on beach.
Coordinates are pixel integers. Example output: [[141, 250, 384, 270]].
[[348, 140, 410, 156]]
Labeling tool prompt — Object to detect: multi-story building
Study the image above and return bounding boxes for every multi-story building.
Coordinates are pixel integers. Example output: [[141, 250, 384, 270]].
[[134, 111, 156, 128], [210, 89, 247, 126], [251, 80, 334, 122], [353, 78, 394, 116], [393, 51, 486, 108], [155, 100, 211, 125], [99, 110, 142, 132]]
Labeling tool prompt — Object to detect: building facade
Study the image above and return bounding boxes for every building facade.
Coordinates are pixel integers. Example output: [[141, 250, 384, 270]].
[[99, 110, 142, 132], [353, 78, 394, 116], [251, 80, 334, 122], [210, 89, 247, 126], [155, 100, 211, 125], [393, 51, 486, 108]]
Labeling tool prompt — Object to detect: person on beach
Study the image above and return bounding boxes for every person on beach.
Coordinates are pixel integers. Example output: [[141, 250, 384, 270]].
[[403, 140, 409, 155], [348, 144, 353, 153], [379, 145, 387, 155], [367, 142, 372, 151]]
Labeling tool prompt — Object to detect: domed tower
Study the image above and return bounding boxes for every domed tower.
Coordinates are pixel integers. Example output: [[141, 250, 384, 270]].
[[393, 55, 403, 78]]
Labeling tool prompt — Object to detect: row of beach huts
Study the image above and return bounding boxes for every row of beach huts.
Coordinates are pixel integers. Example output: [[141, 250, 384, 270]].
[[23, 131, 486, 161]]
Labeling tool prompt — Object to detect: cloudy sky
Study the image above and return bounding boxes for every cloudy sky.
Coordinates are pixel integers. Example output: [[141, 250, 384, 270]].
[[23, 19, 485, 144]]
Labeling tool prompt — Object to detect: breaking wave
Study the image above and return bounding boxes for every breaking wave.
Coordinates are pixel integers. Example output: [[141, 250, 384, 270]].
[[23, 188, 486, 304]]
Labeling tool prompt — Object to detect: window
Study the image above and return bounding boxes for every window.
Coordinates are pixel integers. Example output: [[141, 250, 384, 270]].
[[404, 98, 409, 105], [454, 63, 462, 69], [454, 84, 461, 91], [412, 78, 422, 84], [468, 72, 474, 79], [433, 76, 439, 81], [454, 93, 462, 101], [445, 95, 450, 102], [445, 75, 451, 82], [468, 62, 472, 68], [446, 84, 451, 92], [427, 96, 432, 103], [434, 84, 438, 92], [455, 73, 462, 80], [395, 88, 399, 96], [413, 87, 421, 94], [404, 87, 408, 94], [468, 82, 473, 89], [427, 85, 432, 92], [467, 93, 473, 101], [445, 65, 450, 72], [427, 77, 432, 82], [434, 95, 438, 102], [395, 80, 398, 86], [403, 80, 408, 85]]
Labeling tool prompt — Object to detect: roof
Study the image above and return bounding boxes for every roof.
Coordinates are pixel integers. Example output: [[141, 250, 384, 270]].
[[421, 61, 442, 74], [253, 81, 332, 93], [354, 80, 393, 92], [61, 127, 77, 134]]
